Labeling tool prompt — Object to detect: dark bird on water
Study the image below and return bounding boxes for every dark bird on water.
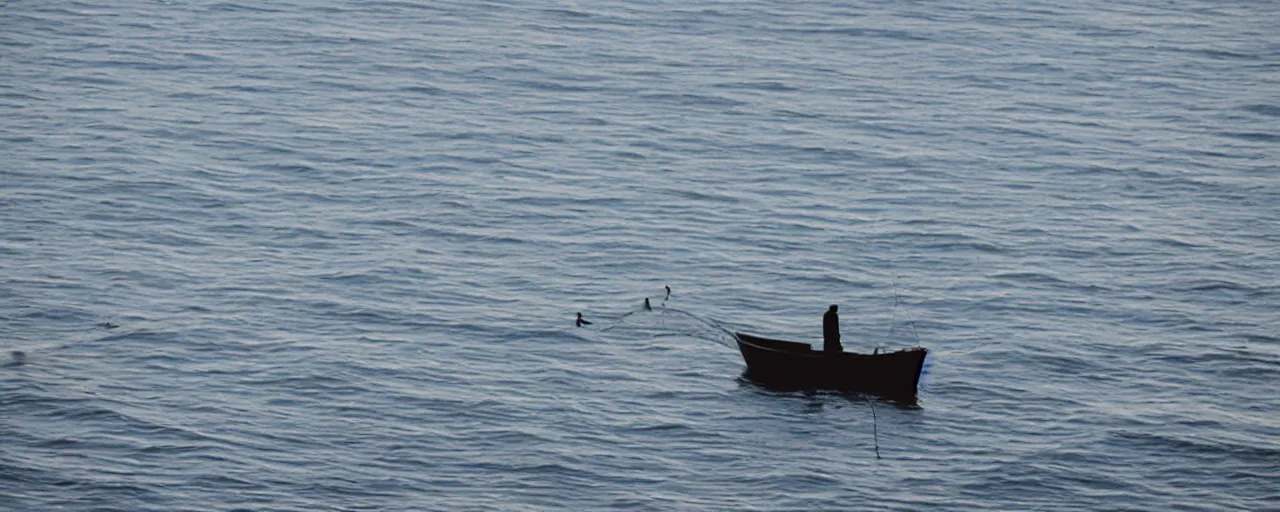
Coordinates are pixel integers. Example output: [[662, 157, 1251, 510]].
[[664, 286, 671, 300], [576, 312, 591, 327], [643, 298, 652, 311]]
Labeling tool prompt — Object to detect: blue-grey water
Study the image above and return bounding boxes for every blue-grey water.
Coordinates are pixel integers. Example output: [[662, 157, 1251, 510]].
[[3, 1, 1278, 510]]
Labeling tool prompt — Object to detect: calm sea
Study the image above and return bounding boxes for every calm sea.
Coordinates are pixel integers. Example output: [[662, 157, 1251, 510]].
[[3, 1, 1278, 510]]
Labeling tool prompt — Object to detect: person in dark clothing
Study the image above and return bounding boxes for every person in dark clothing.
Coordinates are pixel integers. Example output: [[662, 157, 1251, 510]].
[[576, 312, 591, 327], [823, 304, 842, 353]]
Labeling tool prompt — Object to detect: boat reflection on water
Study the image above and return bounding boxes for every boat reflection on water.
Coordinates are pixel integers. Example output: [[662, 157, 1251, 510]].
[[736, 372, 923, 409]]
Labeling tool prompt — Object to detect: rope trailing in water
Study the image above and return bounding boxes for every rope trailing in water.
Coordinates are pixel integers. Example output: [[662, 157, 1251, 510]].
[[578, 290, 738, 349], [864, 395, 881, 460]]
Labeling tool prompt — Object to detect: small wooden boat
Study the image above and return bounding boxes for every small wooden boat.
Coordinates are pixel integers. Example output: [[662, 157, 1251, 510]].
[[734, 332, 928, 398]]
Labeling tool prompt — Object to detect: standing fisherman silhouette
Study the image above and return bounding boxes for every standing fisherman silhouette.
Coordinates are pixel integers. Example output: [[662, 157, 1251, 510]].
[[823, 304, 842, 353], [576, 312, 591, 327]]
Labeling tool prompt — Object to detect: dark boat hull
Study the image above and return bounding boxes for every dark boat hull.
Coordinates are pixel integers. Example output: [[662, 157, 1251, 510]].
[[734, 332, 927, 398]]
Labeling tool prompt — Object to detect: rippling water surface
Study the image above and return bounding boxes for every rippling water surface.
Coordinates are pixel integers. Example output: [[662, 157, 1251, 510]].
[[3, 1, 1278, 510]]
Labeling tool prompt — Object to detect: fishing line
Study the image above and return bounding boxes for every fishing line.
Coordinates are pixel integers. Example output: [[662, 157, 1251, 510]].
[[580, 295, 737, 349], [889, 278, 901, 339], [863, 395, 881, 460], [890, 277, 922, 348], [660, 306, 739, 348], [904, 305, 921, 347]]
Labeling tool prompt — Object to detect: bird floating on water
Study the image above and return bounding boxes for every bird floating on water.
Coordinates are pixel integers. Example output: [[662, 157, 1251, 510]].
[[644, 298, 652, 311], [576, 312, 591, 327], [664, 286, 671, 301]]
